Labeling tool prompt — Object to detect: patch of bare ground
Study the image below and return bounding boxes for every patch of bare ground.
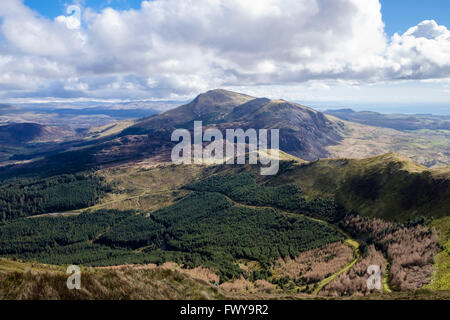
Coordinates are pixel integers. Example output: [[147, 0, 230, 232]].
[[254, 280, 277, 293], [320, 245, 386, 297], [273, 242, 353, 283], [219, 277, 278, 294]]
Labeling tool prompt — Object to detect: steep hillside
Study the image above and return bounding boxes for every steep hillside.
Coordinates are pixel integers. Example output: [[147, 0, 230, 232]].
[[122, 89, 345, 161], [1, 257, 449, 300], [122, 89, 255, 133], [87, 152, 449, 224], [0, 89, 345, 178], [268, 153, 450, 221], [0, 123, 76, 146]]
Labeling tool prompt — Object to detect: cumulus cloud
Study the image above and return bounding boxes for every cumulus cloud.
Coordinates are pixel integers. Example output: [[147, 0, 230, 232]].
[[386, 20, 450, 80], [0, 0, 448, 100]]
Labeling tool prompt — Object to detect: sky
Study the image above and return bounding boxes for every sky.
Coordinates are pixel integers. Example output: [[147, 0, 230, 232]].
[[380, 0, 450, 36], [0, 0, 449, 114]]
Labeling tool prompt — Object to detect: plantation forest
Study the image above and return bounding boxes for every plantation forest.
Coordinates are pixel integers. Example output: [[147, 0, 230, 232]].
[[0, 172, 349, 281]]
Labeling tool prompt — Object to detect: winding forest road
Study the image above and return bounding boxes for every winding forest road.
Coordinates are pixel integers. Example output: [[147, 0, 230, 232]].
[[53, 186, 392, 295], [217, 193, 365, 295]]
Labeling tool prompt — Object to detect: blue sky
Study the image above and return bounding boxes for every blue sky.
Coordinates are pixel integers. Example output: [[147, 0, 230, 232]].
[[24, 0, 143, 17], [25, 0, 450, 36], [0, 0, 447, 113], [380, 0, 450, 36]]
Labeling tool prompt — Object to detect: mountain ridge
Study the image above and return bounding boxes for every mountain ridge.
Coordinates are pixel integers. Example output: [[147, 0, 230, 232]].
[[0, 122, 76, 146], [0, 89, 448, 178], [121, 89, 345, 161]]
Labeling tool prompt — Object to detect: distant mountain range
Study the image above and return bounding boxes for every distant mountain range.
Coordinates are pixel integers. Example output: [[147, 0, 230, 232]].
[[0, 89, 449, 177], [325, 108, 450, 131], [0, 101, 180, 128], [1, 90, 350, 177]]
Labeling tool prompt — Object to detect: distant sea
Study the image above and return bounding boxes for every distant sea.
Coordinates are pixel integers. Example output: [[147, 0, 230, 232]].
[[304, 102, 450, 116]]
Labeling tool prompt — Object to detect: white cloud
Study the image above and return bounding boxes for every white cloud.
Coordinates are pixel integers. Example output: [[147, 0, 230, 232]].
[[0, 0, 448, 101], [386, 20, 450, 80]]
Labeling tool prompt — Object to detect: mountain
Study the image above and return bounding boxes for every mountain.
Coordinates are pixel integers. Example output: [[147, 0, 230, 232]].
[[0, 90, 346, 177], [0, 123, 76, 146], [122, 89, 345, 161], [0, 90, 448, 299], [0, 89, 448, 178], [123, 89, 255, 132]]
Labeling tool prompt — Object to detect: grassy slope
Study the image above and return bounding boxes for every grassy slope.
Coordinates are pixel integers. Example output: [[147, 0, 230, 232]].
[[427, 216, 450, 290], [0, 258, 225, 300], [92, 164, 214, 212], [83, 120, 136, 140], [89, 150, 301, 212], [1, 258, 449, 300], [268, 153, 449, 221]]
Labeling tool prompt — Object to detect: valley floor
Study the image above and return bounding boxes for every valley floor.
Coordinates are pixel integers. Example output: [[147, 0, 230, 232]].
[[327, 121, 450, 168]]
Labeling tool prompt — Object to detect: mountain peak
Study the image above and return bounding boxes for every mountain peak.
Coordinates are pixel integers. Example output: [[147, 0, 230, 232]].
[[193, 89, 254, 106], [120, 89, 344, 161]]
